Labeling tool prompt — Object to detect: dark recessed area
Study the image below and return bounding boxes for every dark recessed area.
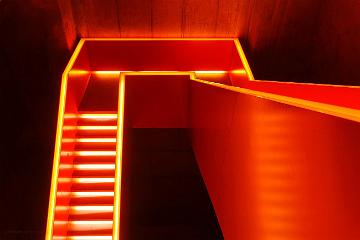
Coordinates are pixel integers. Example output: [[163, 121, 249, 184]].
[[121, 128, 223, 240]]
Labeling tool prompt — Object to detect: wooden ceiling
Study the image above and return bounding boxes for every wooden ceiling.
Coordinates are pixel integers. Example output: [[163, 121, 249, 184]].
[[55, 0, 360, 85], [1, 0, 359, 86]]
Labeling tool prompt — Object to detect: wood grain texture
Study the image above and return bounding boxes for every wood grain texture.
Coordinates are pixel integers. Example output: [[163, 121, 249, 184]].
[[182, 0, 218, 37], [55, 0, 360, 85], [118, 0, 152, 37], [215, 0, 251, 37], [247, 0, 323, 82], [312, 0, 360, 85], [71, 1, 89, 37], [85, 0, 120, 38], [57, 0, 76, 49], [152, 0, 183, 37]]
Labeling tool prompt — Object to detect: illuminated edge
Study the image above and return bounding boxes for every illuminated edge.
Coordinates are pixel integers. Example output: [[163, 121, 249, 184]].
[[83, 37, 237, 41], [113, 73, 125, 239], [234, 39, 255, 80], [45, 39, 86, 240], [105, 69, 360, 123], [191, 78, 360, 123]]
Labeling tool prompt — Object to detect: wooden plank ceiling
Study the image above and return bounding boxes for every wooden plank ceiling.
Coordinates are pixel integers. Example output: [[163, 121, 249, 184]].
[[29, 0, 360, 85]]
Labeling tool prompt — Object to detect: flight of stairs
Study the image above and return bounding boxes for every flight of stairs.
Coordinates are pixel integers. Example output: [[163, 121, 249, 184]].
[[53, 112, 118, 240]]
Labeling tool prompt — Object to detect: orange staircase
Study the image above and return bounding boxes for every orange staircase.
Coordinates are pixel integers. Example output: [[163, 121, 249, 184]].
[[52, 112, 118, 240]]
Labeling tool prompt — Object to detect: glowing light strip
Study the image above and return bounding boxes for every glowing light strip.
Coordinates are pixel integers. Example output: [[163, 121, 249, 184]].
[[45, 39, 85, 240], [53, 236, 112, 240], [84, 37, 236, 41], [93, 71, 121, 75], [68, 70, 89, 75], [195, 70, 226, 74], [56, 205, 113, 212], [62, 138, 117, 143], [59, 164, 115, 170], [113, 73, 125, 240], [63, 126, 117, 131], [57, 191, 114, 197], [54, 220, 113, 225], [231, 69, 247, 75], [61, 151, 116, 157], [192, 78, 360, 123], [64, 113, 117, 120], [234, 39, 255, 80], [70, 70, 248, 76], [58, 177, 115, 183]]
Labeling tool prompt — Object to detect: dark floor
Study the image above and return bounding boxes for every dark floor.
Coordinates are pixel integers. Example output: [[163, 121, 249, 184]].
[[121, 128, 223, 240]]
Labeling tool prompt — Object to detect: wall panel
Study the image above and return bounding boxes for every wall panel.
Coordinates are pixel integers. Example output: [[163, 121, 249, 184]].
[[191, 81, 360, 240]]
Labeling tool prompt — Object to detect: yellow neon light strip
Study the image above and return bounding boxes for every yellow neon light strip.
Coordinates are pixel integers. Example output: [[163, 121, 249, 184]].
[[234, 39, 255, 80], [58, 177, 115, 183], [68, 70, 89, 75], [45, 39, 85, 240], [93, 71, 122, 75], [53, 236, 112, 240], [84, 37, 236, 41], [64, 113, 118, 120], [191, 78, 360, 123], [231, 69, 247, 75], [61, 151, 116, 157], [56, 191, 114, 197], [54, 220, 113, 225], [63, 126, 117, 131], [56, 205, 113, 212], [59, 164, 116, 170], [73, 70, 243, 75], [194, 70, 226, 74], [113, 73, 125, 240], [62, 138, 117, 143]]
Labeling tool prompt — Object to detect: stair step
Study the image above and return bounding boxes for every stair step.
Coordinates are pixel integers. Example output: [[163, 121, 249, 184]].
[[62, 140, 116, 151], [66, 228, 113, 236], [73, 142, 117, 151], [62, 138, 117, 143], [54, 220, 113, 232], [55, 205, 113, 220], [73, 156, 116, 164], [76, 130, 117, 138], [56, 191, 114, 205], [53, 235, 112, 240], [68, 212, 114, 221], [70, 182, 115, 191], [72, 170, 115, 177], [60, 163, 116, 170], [64, 113, 117, 125], [61, 151, 116, 157], [64, 126, 117, 131], [70, 196, 114, 205], [76, 119, 118, 126]]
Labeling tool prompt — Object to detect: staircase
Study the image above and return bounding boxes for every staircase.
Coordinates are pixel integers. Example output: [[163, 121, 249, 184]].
[[53, 112, 118, 240]]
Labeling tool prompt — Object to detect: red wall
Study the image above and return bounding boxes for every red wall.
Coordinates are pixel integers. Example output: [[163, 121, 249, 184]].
[[190, 81, 360, 240], [73, 40, 242, 71], [125, 75, 190, 128]]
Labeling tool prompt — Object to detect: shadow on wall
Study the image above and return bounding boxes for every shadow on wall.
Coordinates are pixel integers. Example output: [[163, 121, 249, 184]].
[[243, 0, 360, 86], [0, 0, 71, 238]]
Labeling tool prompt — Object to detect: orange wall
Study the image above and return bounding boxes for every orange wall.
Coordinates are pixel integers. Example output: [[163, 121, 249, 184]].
[[124, 75, 190, 128], [191, 81, 360, 240]]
